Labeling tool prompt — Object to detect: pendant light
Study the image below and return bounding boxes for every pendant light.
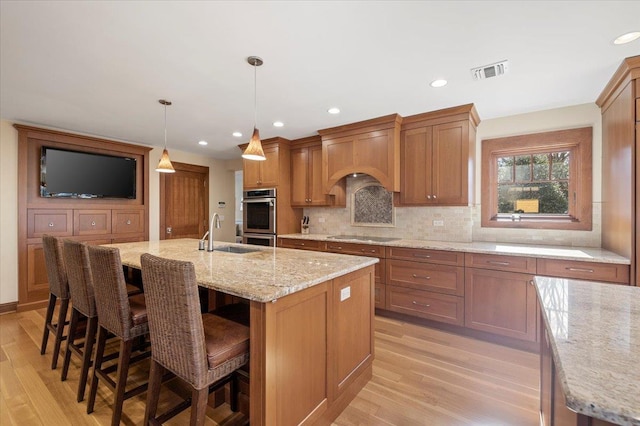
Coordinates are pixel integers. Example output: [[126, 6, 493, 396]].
[[156, 99, 175, 173], [242, 56, 266, 161]]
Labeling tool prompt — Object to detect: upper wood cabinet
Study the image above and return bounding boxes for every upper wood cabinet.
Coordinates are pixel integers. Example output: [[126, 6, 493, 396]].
[[290, 136, 345, 207], [319, 114, 402, 193], [399, 104, 479, 206], [241, 143, 280, 189]]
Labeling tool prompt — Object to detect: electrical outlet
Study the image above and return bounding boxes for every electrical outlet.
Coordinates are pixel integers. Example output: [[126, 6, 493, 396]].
[[340, 286, 351, 301], [318, 217, 325, 223], [433, 220, 444, 227]]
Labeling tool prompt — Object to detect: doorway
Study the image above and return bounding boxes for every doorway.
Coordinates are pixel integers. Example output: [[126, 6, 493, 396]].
[[159, 162, 209, 240]]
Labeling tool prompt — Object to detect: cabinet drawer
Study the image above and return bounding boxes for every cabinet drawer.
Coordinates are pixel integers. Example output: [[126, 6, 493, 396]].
[[386, 287, 464, 326], [278, 238, 325, 251], [112, 210, 144, 235], [74, 210, 111, 235], [27, 209, 73, 237], [387, 246, 464, 266], [387, 259, 464, 296], [537, 259, 629, 284], [465, 253, 536, 274], [325, 241, 385, 257]]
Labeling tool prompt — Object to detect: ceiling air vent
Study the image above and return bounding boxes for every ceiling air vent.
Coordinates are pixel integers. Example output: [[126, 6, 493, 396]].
[[471, 60, 509, 81]]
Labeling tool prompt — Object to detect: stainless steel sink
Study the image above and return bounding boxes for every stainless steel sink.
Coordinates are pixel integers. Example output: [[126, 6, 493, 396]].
[[327, 235, 400, 242], [213, 245, 261, 254]]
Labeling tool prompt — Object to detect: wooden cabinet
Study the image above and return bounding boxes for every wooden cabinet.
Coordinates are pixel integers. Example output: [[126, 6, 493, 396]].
[[242, 144, 280, 189], [537, 258, 629, 284], [290, 138, 345, 207], [464, 256, 537, 342], [278, 237, 325, 251], [16, 125, 150, 311], [319, 114, 402, 193], [399, 104, 479, 206], [386, 247, 465, 324], [596, 55, 640, 286]]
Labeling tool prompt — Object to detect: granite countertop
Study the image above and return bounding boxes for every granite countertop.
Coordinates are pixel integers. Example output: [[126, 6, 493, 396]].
[[106, 238, 378, 303], [535, 277, 640, 426], [278, 234, 630, 264]]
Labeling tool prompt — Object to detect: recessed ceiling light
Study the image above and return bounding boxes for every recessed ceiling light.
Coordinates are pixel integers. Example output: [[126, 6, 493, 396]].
[[430, 79, 448, 88], [614, 31, 640, 45], [232, 131, 242, 137], [273, 121, 284, 127], [328, 107, 340, 114], [198, 140, 208, 146]]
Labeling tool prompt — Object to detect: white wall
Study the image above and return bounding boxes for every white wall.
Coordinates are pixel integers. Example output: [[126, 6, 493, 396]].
[[0, 121, 19, 304], [0, 119, 241, 304]]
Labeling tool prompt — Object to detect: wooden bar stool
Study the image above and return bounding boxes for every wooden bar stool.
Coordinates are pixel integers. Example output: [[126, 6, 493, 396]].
[[40, 234, 70, 370], [140, 253, 250, 426], [86, 245, 150, 426]]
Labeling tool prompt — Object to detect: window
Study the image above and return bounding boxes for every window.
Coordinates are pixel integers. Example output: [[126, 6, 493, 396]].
[[481, 127, 592, 230]]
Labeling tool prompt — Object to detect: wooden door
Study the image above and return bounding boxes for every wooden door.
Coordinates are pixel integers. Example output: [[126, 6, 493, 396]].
[[259, 145, 280, 188], [290, 147, 309, 206], [308, 145, 327, 205], [432, 121, 468, 205], [160, 162, 208, 240], [400, 127, 431, 204]]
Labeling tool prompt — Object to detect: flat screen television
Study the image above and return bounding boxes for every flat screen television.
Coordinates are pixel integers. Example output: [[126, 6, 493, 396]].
[[40, 147, 137, 199]]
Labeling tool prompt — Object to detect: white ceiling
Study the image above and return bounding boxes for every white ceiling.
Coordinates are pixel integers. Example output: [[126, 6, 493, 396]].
[[1, 1, 639, 159]]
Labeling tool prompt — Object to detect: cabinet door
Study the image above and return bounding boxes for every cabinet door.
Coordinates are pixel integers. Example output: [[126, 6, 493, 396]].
[[465, 268, 537, 342], [290, 147, 309, 206], [73, 210, 112, 236], [259, 146, 280, 188], [400, 127, 431, 205], [308, 145, 328, 205], [431, 121, 469, 205], [243, 157, 262, 189]]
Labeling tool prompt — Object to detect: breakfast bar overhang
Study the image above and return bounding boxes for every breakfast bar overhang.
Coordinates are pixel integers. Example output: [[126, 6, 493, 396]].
[[107, 238, 378, 425]]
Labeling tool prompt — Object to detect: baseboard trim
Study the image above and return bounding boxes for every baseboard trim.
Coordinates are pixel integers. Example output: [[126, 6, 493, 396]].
[[17, 299, 49, 312], [0, 301, 19, 314]]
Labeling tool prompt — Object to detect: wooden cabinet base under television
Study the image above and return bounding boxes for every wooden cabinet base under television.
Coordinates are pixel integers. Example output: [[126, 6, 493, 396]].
[[399, 104, 479, 206], [290, 136, 345, 207], [16, 125, 150, 311]]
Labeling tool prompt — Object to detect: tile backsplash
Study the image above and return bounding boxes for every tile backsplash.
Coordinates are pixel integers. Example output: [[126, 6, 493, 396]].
[[302, 175, 602, 247]]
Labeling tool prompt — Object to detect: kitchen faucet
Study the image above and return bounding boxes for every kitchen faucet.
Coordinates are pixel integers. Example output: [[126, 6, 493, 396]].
[[207, 212, 221, 252]]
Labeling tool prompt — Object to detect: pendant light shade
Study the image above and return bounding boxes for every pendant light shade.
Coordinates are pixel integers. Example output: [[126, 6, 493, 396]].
[[242, 127, 266, 161], [242, 56, 266, 161], [156, 99, 175, 173]]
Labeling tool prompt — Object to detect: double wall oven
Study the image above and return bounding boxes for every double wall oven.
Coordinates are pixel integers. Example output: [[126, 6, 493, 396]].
[[242, 188, 276, 246]]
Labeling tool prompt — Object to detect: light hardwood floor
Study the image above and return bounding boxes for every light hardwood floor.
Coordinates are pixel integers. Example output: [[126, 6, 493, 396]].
[[1, 307, 539, 425]]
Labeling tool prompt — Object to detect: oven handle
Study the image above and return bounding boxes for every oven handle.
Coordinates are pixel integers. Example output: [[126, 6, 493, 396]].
[[242, 198, 275, 205]]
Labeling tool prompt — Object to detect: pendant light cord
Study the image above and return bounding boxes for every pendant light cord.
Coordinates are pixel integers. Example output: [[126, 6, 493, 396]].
[[254, 62, 258, 128], [164, 103, 168, 149]]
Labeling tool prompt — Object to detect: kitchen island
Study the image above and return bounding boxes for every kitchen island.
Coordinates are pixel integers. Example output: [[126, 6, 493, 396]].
[[535, 277, 640, 426], [107, 238, 378, 426]]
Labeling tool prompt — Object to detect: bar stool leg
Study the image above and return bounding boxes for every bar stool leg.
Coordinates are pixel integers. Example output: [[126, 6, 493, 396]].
[[87, 326, 108, 414], [51, 298, 69, 370], [143, 359, 164, 425], [111, 339, 133, 426], [77, 316, 98, 402], [190, 387, 209, 426], [41, 294, 57, 355], [61, 308, 80, 381]]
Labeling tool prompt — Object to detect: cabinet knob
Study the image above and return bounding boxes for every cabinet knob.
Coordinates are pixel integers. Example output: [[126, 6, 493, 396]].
[[427, 195, 432, 199], [126, 219, 131, 225], [433, 195, 437, 199], [48, 222, 54, 227], [412, 300, 431, 308], [91, 221, 96, 226]]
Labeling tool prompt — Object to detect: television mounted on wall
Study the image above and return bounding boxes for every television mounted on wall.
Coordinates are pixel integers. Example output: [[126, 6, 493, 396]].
[[40, 147, 137, 199]]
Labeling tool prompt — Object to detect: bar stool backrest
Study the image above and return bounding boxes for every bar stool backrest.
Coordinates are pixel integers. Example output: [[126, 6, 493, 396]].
[[87, 245, 133, 338], [63, 240, 96, 318], [140, 253, 209, 388], [42, 234, 69, 299]]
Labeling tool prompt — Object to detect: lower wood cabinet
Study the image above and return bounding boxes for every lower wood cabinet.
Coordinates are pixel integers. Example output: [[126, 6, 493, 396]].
[[464, 268, 537, 342], [386, 286, 464, 325]]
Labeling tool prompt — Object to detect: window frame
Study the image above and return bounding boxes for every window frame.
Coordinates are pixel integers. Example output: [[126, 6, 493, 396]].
[[481, 127, 592, 230]]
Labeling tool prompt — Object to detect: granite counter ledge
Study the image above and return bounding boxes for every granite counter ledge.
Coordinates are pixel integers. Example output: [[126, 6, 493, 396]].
[[105, 238, 378, 303], [535, 276, 640, 426], [278, 234, 630, 264]]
